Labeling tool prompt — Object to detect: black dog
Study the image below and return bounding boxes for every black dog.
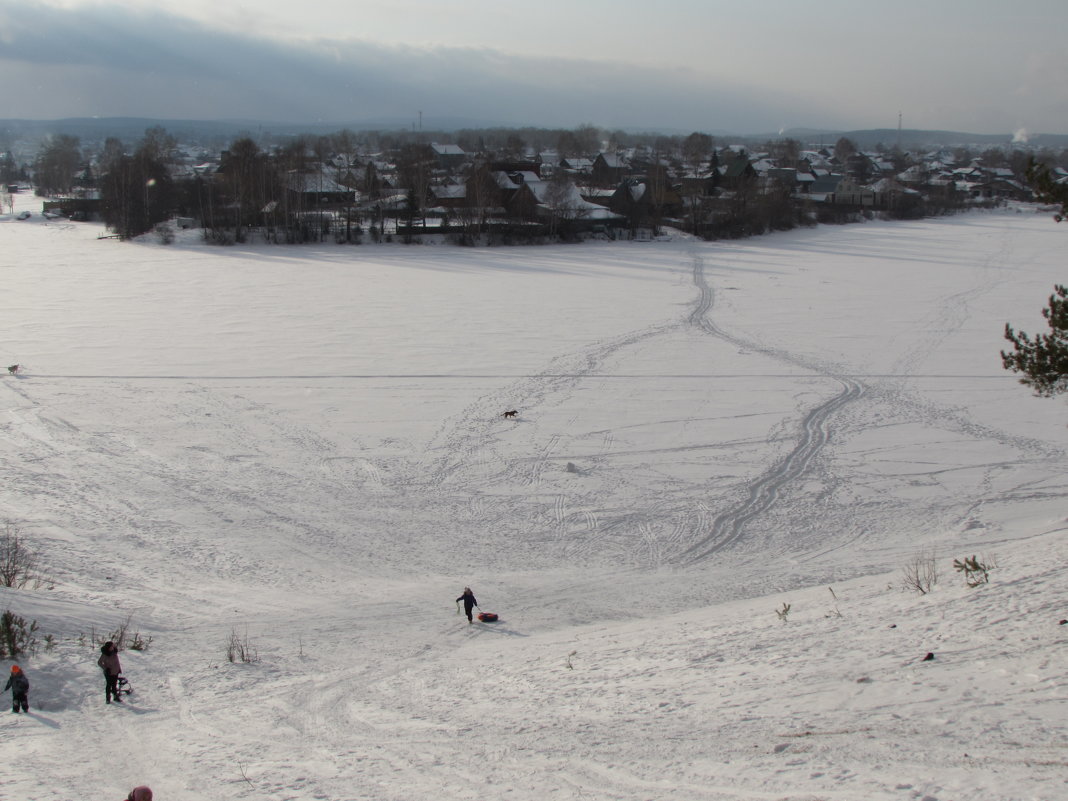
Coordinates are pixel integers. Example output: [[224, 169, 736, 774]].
[[502, 409, 518, 418]]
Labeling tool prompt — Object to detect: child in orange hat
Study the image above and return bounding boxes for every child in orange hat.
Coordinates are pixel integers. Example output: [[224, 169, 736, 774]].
[[4, 665, 29, 713]]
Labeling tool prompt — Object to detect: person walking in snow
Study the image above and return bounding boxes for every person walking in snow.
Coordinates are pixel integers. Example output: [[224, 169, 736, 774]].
[[456, 586, 478, 623], [5, 664, 29, 713], [125, 785, 153, 801], [98, 640, 123, 704]]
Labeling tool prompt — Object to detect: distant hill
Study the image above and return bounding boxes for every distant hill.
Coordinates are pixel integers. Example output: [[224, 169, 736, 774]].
[[2, 117, 1066, 150], [0, 116, 515, 144], [777, 127, 1068, 150]]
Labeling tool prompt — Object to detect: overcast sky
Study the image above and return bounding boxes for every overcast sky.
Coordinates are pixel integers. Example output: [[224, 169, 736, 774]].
[[1, 0, 1066, 135]]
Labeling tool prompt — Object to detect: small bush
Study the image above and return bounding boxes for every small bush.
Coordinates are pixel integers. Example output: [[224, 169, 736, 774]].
[[902, 548, 939, 594], [0, 610, 39, 658], [101, 615, 132, 651], [954, 554, 996, 587], [227, 628, 259, 663], [775, 602, 791, 622], [204, 228, 234, 246], [128, 630, 153, 651], [154, 222, 175, 244], [96, 614, 151, 651]]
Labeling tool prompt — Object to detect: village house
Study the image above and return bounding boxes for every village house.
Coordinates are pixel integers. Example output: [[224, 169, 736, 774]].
[[591, 152, 628, 187], [431, 143, 467, 171], [719, 152, 757, 190]]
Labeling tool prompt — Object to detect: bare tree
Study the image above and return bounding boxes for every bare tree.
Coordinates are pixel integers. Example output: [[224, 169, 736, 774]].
[[833, 137, 857, 167], [34, 134, 82, 196], [396, 143, 435, 237], [465, 162, 499, 240], [766, 138, 801, 168], [140, 126, 178, 165], [0, 526, 46, 589], [682, 132, 714, 175], [557, 124, 601, 158], [332, 130, 361, 242], [543, 170, 574, 238], [99, 130, 176, 240], [901, 549, 939, 594], [504, 134, 526, 158]]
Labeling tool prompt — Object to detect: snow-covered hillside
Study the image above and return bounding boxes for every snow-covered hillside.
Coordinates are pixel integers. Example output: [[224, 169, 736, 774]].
[[2, 194, 1066, 800]]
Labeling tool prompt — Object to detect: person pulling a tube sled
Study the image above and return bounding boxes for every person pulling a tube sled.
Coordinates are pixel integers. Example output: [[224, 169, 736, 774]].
[[456, 587, 478, 623]]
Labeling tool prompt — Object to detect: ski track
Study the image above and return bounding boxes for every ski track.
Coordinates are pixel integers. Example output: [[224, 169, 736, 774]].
[[679, 377, 864, 563], [676, 251, 866, 564], [383, 246, 870, 572], [367, 235, 1040, 573]]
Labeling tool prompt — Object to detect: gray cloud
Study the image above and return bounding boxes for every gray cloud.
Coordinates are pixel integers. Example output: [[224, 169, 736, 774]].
[[0, 3, 840, 133]]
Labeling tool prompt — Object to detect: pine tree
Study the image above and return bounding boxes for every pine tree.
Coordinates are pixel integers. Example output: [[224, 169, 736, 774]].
[[1001, 160, 1068, 396], [1002, 285, 1068, 396]]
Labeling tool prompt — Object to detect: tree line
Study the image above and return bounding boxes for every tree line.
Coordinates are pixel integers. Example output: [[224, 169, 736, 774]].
[[23, 123, 1068, 243]]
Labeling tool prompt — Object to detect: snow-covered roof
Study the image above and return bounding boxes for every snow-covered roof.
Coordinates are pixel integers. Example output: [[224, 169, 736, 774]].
[[286, 174, 354, 194], [521, 180, 621, 220], [494, 172, 518, 189], [562, 158, 593, 170], [431, 185, 466, 199], [432, 144, 465, 156]]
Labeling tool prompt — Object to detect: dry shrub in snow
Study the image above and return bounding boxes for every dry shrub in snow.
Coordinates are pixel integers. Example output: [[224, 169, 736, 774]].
[[154, 222, 175, 244], [901, 548, 939, 595], [954, 554, 997, 587], [227, 628, 259, 663], [0, 525, 49, 589], [94, 613, 151, 651]]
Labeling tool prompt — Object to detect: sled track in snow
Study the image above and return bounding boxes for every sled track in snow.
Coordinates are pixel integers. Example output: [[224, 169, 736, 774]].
[[676, 252, 866, 565], [677, 377, 862, 564]]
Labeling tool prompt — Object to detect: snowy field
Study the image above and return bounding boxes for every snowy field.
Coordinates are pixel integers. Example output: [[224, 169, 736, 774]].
[[1, 192, 1067, 801]]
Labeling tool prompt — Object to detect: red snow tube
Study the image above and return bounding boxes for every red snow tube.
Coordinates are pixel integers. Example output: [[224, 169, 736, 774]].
[[477, 612, 499, 622]]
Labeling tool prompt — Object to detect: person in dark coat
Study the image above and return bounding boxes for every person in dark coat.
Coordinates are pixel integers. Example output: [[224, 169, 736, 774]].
[[456, 587, 478, 623], [4, 664, 29, 713], [97, 641, 123, 704]]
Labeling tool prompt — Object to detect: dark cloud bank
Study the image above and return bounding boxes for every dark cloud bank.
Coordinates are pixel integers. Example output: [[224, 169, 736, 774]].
[[1, 3, 833, 134]]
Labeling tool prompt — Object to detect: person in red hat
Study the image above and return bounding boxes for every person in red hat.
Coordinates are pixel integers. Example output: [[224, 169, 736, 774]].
[[4, 664, 29, 713]]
